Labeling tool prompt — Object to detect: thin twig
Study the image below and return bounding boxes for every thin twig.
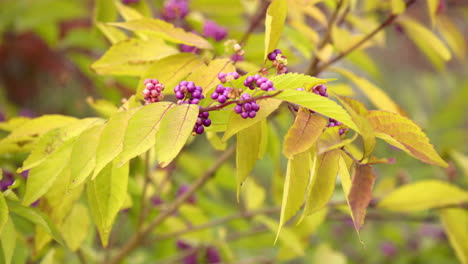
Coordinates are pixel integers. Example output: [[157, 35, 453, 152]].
[[306, 0, 345, 75], [106, 146, 236, 264], [240, 0, 270, 46], [200, 91, 282, 113], [151, 207, 280, 242], [340, 146, 361, 164], [309, 0, 417, 76], [138, 151, 152, 226]]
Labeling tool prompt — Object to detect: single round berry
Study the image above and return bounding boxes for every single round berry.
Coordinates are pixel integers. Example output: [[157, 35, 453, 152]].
[[203, 20, 227, 41], [162, 0, 189, 21]]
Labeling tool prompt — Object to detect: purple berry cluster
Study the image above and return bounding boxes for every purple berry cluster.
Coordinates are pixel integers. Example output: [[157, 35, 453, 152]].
[[234, 93, 260, 119], [142, 79, 165, 104], [162, 0, 189, 21], [211, 84, 231, 104], [180, 43, 199, 54], [267, 49, 288, 74], [217, 72, 239, 83], [174, 81, 205, 105], [203, 20, 227, 42], [176, 241, 222, 264], [244, 74, 275, 91], [194, 111, 211, 135], [328, 117, 348, 135], [176, 240, 198, 264], [122, 0, 139, 4]]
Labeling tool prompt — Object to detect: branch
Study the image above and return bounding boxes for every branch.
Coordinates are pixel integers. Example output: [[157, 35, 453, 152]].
[[306, 0, 345, 75], [200, 90, 282, 113], [151, 207, 280, 242], [240, 0, 270, 46], [106, 146, 236, 264], [137, 151, 152, 226], [309, 0, 417, 76]]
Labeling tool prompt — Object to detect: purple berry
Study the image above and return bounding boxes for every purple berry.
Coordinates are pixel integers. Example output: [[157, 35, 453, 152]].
[[143, 78, 165, 104], [251, 103, 260, 111], [248, 111, 256, 118], [0, 169, 14, 191], [243, 103, 252, 111], [241, 112, 249, 119], [177, 185, 196, 204], [217, 95, 227, 103], [162, 0, 189, 21], [196, 125, 204, 134], [206, 247, 221, 263], [380, 241, 397, 258], [211, 93, 219, 99], [151, 195, 163, 206], [201, 112, 209, 118], [203, 119, 211, 127], [234, 105, 242, 114], [176, 240, 191, 250], [203, 20, 227, 42]]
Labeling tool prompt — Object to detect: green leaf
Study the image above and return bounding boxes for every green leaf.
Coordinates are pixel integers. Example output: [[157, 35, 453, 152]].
[[391, 0, 406, 14], [264, 0, 287, 59], [120, 102, 175, 166], [256, 215, 304, 255], [333, 68, 404, 115], [60, 203, 90, 251], [188, 59, 235, 96], [378, 180, 468, 212], [0, 117, 30, 132], [0, 115, 77, 154], [109, 18, 213, 49], [94, 0, 117, 22], [283, 110, 327, 159], [303, 150, 340, 216], [94, 108, 140, 179], [335, 96, 375, 159], [114, 0, 144, 21], [90, 38, 178, 76], [367, 110, 448, 167], [87, 160, 129, 247], [69, 124, 106, 188], [400, 18, 451, 70], [269, 73, 329, 90], [155, 104, 199, 167], [20, 118, 104, 173], [313, 244, 347, 264], [7, 200, 64, 245], [222, 98, 282, 141], [450, 151, 468, 184], [0, 217, 16, 264], [236, 122, 262, 199], [137, 53, 204, 99], [23, 139, 75, 206], [278, 151, 311, 238], [275, 89, 359, 132], [439, 208, 468, 264], [0, 193, 7, 235], [348, 165, 376, 233], [40, 248, 55, 264]]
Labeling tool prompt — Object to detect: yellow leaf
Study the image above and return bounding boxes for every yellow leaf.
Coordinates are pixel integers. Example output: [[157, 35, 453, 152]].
[[278, 151, 311, 238], [439, 208, 468, 264], [188, 59, 235, 96], [400, 18, 451, 70], [392, 0, 406, 14], [283, 110, 327, 159], [378, 180, 468, 212], [333, 68, 405, 115], [313, 244, 347, 264], [236, 122, 262, 199], [303, 150, 340, 216], [437, 15, 466, 60], [264, 0, 288, 59], [367, 110, 448, 167], [450, 151, 468, 184], [426, 0, 438, 26]]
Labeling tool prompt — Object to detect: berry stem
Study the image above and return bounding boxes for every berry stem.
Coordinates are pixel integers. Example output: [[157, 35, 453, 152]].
[[200, 90, 282, 113]]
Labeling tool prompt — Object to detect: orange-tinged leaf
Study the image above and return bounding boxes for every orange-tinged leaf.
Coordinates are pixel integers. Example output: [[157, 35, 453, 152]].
[[283, 110, 327, 158], [335, 96, 375, 159], [109, 18, 212, 49], [303, 150, 340, 216], [367, 110, 448, 167], [348, 165, 376, 232]]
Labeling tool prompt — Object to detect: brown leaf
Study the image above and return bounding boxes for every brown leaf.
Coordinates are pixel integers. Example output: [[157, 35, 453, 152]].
[[348, 164, 376, 232]]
